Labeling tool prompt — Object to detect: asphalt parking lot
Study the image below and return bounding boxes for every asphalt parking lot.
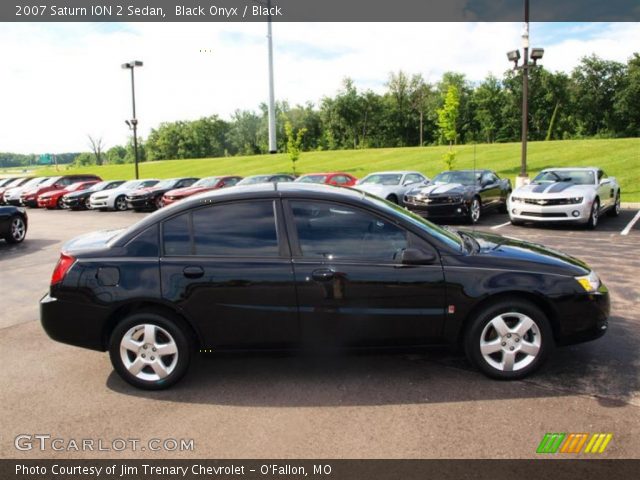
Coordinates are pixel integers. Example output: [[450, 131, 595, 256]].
[[1, 207, 639, 459]]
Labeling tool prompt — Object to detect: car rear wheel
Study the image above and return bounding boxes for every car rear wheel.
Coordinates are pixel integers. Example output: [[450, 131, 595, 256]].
[[386, 194, 398, 204], [155, 196, 164, 209], [84, 197, 92, 210], [109, 310, 192, 390], [114, 195, 127, 211], [56, 198, 64, 209], [464, 299, 553, 380], [608, 192, 620, 217], [586, 199, 599, 230], [468, 197, 481, 224], [5, 215, 27, 244]]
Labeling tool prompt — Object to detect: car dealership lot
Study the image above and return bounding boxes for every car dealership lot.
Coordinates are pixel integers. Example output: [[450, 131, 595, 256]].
[[1, 208, 639, 459]]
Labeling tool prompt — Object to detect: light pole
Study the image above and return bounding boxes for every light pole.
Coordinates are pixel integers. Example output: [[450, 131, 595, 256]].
[[266, 0, 277, 154], [122, 60, 143, 179], [506, 0, 543, 188]]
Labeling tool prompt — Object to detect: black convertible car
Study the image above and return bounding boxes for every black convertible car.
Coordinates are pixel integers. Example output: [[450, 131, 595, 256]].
[[404, 170, 511, 223], [0, 206, 28, 244], [41, 183, 608, 389]]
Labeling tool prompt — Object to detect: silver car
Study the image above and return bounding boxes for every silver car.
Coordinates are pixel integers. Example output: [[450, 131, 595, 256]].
[[354, 171, 429, 205], [508, 167, 621, 229]]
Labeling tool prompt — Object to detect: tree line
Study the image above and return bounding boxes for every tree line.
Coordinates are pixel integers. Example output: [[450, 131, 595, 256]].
[[2, 53, 638, 168]]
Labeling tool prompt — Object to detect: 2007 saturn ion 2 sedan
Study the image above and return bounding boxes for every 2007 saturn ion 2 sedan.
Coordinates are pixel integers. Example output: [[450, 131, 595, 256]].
[[41, 183, 609, 389]]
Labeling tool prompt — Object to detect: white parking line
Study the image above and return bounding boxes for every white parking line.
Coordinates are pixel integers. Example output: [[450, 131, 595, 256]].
[[491, 221, 512, 230], [621, 210, 640, 236]]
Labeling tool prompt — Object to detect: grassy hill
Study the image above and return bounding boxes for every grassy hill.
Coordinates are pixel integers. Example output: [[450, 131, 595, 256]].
[[22, 138, 640, 201]]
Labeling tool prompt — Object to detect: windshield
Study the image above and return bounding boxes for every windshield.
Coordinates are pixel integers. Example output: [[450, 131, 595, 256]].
[[365, 194, 463, 251], [361, 174, 402, 186], [87, 181, 109, 192], [297, 175, 328, 183], [433, 171, 480, 185], [533, 170, 595, 185], [40, 176, 61, 187], [5, 178, 29, 187], [192, 177, 220, 188], [238, 175, 271, 185], [152, 179, 177, 189]]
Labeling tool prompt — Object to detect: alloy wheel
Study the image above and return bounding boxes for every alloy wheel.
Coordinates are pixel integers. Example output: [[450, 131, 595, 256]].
[[10, 217, 26, 242], [119, 324, 179, 382], [470, 198, 481, 223], [115, 196, 127, 211], [479, 312, 541, 372]]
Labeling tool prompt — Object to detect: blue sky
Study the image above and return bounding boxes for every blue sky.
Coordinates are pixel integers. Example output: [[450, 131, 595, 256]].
[[0, 22, 638, 153]]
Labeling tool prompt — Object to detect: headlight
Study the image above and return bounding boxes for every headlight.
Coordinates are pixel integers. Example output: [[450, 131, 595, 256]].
[[575, 270, 601, 292], [511, 196, 522, 202], [568, 197, 583, 204]]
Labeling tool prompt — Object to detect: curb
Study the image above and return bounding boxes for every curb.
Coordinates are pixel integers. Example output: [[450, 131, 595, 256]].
[[622, 203, 640, 209]]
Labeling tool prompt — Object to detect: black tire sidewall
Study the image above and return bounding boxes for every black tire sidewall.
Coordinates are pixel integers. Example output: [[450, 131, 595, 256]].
[[115, 195, 127, 211], [109, 311, 192, 390], [464, 299, 554, 380], [468, 198, 481, 224], [5, 215, 25, 244]]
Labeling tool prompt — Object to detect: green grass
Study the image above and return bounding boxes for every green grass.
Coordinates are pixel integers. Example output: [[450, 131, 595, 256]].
[[14, 138, 640, 201]]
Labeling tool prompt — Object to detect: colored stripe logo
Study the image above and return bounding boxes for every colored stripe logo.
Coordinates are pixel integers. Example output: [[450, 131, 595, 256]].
[[537, 433, 612, 454]]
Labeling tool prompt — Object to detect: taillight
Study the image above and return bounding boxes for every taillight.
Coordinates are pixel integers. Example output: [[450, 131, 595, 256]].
[[50, 253, 76, 286]]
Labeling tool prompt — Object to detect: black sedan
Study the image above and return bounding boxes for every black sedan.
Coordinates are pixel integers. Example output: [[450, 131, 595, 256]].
[[404, 170, 511, 223], [0, 206, 28, 244], [61, 180, 126, 210], [41, 183, 609, 389], [126, 177, 199, 211]]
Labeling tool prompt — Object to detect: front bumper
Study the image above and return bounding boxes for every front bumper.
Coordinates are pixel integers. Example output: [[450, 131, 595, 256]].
[[126, 196, 155, 210], [37, 197, 57, 208], [89, 196, 112, 209], [62, 197, 82, 208], [508, 199, 592, 223], [554, 286, 610, 345], [404, 199, 470, 219]]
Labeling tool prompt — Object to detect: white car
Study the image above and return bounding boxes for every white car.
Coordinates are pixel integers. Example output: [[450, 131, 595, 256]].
[[353, 171, 429, 205], [508, 167, 620, 229], [3, 177, 49, 206], [89, 179, 159, 211]]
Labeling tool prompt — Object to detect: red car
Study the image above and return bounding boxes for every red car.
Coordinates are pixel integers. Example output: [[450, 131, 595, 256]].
[[21, 174, 101, 207], [294, 172, 358, 186], [37, 180, 100, 209], [162, 175, 243, 206]]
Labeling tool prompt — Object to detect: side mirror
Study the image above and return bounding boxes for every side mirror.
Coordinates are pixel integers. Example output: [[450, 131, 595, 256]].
[[398, 248, 437, 265], [599, 178, 609, 185]]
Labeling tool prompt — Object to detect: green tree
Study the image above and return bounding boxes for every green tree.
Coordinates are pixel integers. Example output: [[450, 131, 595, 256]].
[[437, 85, 460, 170], [284, 120, 307, 176]]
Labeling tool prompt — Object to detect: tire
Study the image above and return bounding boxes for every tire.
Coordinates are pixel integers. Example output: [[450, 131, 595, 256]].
[[467, 197, 481, 224], [56, 197, 64, 209], [464, 298, 553, 380], [586, 198, 599, 230], [386, 194, 398, 205], [114, 195, 127, 212], [608, 192, 620, 217], [109, 310, 192, 390], [510, 219, 525, 226], [5, 215, 27, 244], [499, 192, 511, 213], [83, 197, 92, 210], [155, 195, 164, 209]]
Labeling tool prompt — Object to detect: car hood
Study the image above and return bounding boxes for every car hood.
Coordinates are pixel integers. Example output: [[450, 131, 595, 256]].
[[65, 189, 93, 198], [129, 187, 164, 196], [165, 186, 209, 197], [410, 183, 470, 196], [63, 229, 124, 255], [39, 189, 66, 199], [514, 182, 591, 197], [465, 230, 590, 276]]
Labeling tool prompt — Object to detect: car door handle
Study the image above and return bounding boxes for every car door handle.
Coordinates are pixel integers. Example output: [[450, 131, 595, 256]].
[[311, 268, 335, 281], [183, 266, 204, 279]]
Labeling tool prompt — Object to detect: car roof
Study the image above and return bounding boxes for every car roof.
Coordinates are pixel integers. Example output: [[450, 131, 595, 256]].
[[540, 167, 598, 171]]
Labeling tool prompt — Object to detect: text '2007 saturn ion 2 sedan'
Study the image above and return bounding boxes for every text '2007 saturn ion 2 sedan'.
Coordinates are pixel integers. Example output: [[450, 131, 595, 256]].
[[40, 183, 610, 389]]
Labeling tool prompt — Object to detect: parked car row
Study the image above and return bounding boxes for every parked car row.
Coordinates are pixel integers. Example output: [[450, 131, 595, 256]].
[[0, 166, 620, 231]]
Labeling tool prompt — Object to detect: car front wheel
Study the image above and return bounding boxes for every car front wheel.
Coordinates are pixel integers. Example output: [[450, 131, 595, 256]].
[[114, 195, 127, 211], [109, 311, 192, 390], [464, 299, 553, 380], [608, 192, 620, 217], [468, 197, 481, 224], [586, 199, 599, 230], [5, 215, 27, 243]]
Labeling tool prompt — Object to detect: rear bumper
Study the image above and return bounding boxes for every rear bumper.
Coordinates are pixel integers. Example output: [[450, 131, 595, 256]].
[[40, 293, 111, 351]]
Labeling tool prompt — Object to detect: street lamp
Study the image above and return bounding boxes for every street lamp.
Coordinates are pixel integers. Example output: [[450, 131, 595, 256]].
[[506, 0, 544, 188], [121, 60, 143, 179]]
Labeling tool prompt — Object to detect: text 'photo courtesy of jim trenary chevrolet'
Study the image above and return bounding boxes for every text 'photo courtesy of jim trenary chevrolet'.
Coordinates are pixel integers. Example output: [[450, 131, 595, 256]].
[[1, 1, 640, 479]]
